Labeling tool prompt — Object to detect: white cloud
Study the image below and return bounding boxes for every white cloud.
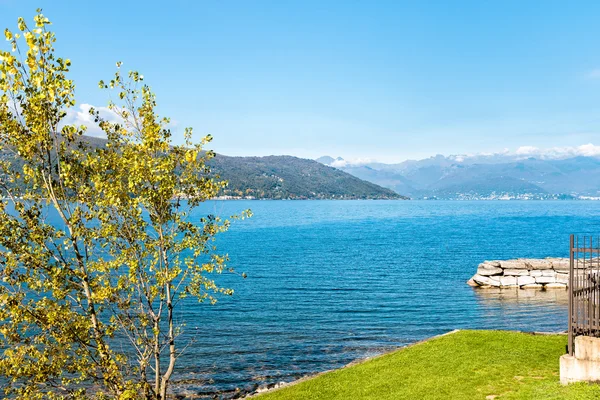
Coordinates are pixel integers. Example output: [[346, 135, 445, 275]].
[[515, 146, 539, 155], [510, 144, 600, 159], [61, 103, 123, 137], [60, 104, 180, 138], [576, 143, 600, 157], [448, 144, 600, 162], [330, 157, 374, 168]]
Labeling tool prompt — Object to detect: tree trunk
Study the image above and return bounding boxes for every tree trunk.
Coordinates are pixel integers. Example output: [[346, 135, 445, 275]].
[[160, 282, 176, 399]]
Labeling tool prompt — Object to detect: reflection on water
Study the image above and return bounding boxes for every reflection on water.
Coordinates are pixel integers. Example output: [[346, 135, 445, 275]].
[[473, 288, 568, 332], [474, 287, 568, 306]]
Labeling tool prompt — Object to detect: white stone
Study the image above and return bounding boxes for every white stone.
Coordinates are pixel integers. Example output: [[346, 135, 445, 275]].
[[536, 276, 556, 284], [477, 265, 503, 276], [545, 283, 567, 289], [575, 336, 600, 362], [483, 261, 501, 267], [517, 275, 536, 286], [557, 273, 569, 284], [473, 274, 501, 287], [488, 277, 501, 287], [524, 259, 552, 270], [500, 276, 518, 287], [466, 278, 479, 287], [529, 270, 543, 277], [500, 260, 528, 269], [521, 283, 544, 289], [541, 270, 556, 277], [560, 354, 600, 384], [549, 258, 569, 270], [503, 269, 530, 276], [561, 337, 600, 384]]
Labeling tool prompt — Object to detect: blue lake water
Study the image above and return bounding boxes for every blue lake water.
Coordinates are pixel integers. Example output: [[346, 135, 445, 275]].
[[164, 200, 600, 397]]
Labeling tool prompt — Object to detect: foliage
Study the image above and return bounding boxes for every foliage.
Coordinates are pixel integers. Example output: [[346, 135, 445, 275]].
[[257, 330, 600, 400], [0, 10, 249, 399]]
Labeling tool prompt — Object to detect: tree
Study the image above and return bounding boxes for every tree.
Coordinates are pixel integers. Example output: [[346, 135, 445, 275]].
[[0, 11, 250, 399]]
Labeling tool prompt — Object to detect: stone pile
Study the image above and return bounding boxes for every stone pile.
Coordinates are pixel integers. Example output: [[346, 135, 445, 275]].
[[467, 258, 569, 289]]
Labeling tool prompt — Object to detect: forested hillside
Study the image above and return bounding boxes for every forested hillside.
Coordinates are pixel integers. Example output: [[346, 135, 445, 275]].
[[209, 155, 405, 199]]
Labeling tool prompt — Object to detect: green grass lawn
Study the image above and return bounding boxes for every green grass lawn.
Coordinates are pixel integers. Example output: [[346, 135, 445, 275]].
[[255, 330, 600, 400]]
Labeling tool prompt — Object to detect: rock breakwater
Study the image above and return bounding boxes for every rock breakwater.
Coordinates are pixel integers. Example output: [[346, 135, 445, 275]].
[[467, 258, 569, 289]]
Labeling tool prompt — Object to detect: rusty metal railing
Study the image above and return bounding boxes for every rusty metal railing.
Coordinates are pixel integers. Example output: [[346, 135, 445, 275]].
[[568, 234, 600, 355]]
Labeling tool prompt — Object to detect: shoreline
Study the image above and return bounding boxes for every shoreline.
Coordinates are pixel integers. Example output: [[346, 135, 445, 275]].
[[240, 328, 567, 399], [205, 198, 600, 201], [242, 329, 462, 398]]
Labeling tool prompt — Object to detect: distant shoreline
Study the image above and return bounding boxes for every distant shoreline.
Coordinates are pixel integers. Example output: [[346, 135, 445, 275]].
[[206, 197, 600, 201]]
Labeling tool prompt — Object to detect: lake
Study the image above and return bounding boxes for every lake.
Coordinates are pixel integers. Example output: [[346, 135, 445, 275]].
[[113, 200, 600, 396]]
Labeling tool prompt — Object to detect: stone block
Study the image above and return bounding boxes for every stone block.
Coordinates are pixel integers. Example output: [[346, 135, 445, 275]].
[[500, 260, 528, 269], [561, 354, 600, 384], [529, 270, 543, 277], [517, 275, 536, 286], [542, 270, 556, 277], [535, 276, 556, 284], [549, 258, 569, 270], [500, 276, 518, 287], [473, 274, 501, 287], [477, 265, 503, 276], [521, 283, 544, 289], [503, 269, 530, 276], [483, 260, 501, 267], [525, 259, 552, 270], [545, 283, 567, 289], [575, 336, 600, 362], [556, 273, 569, 284]]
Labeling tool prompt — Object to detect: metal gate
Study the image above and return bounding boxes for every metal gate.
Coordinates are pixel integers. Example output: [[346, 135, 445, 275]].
[[568, 234, 600, 355]]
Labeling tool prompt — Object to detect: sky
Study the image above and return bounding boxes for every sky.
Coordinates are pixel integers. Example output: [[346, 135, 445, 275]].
[[2, 1, 600, 163]]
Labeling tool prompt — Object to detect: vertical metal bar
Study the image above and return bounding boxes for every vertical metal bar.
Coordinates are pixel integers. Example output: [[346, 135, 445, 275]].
[[577, 236, 580, 336], [588, 236, 591, 335], [579, 235, 587, 335], [586, 236, 589, 336], [594, 236, 596, 333], [592, 237, 600, 337], [594, 237, 596, 333], [569, 234, 574, 355], [585, 236, 588, 335], [590, 237, 593, 336]]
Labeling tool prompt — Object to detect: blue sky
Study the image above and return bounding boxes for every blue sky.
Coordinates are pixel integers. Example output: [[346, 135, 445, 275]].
[[2, 1, 600, 162]]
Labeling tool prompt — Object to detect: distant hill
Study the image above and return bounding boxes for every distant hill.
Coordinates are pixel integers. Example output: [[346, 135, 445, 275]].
[[209, 155, 406, 199], [315, 156, 336, 165], [317, 154, 600, 199]]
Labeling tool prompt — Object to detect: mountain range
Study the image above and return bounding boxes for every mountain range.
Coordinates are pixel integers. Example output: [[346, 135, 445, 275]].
[[316, 153, 600, 200]]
